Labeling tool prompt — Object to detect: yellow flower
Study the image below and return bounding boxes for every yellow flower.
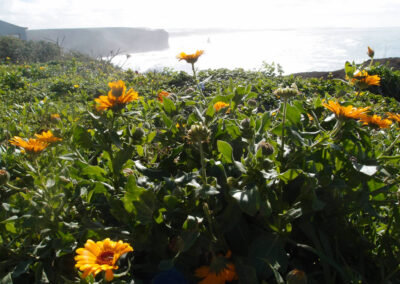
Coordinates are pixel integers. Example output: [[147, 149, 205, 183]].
[[6, 57, 10, 60], [350, 70, 380, 88], [50, 113, 61, 120], [75, 238, 133, 282], [74, 84, 80, 88], [194, 251, 238, 284], [214, 102, 230, 112], [176, 122, 186, 128], [39, 66, 46, 70], [35, 130, 62, 143], [177, 50, 204, 64], [360, 114, 392, 129], [323, 101, 370, 120], [157, 91, 170, 103], [9, 137, 49, 153], [95, 80, 140, 111], [386, 112, 400, 123]]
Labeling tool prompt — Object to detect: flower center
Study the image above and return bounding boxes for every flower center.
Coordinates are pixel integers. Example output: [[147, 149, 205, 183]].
[[97, 251, 114, 265], [112, 87, 123, 97]]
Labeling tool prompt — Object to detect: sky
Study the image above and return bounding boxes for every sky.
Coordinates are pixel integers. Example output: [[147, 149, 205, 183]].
[[0, 0, 399, 30]]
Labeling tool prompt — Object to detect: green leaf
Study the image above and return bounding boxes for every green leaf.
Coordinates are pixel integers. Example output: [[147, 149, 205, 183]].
[[163, 97, 176, 114], [133, 190, 156, 224], [217, 140, 233, 163], [352, 161, 379, 176], [112, 147, 134, 174], [249, 235, 288, 280], [122, 175, 146, 213], [278, 169, 302, 183], [72, 126, 92, 149], [161, 112, 172, 128], [81, 165, 107, 180], [0, 273, 12, 284], [231, 186, 261, 216]]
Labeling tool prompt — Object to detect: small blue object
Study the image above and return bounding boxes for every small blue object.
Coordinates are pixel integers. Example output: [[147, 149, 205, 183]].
[[152, 268, 188, 284]]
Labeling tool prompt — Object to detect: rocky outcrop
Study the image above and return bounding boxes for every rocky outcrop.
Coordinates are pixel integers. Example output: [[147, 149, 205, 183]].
[[291, 58, 400, 79], [27, 27, 169, 57]]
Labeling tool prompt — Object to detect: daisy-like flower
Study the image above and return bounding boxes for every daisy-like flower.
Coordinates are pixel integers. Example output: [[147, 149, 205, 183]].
[[360, 114, 392, 129], [9, 137, 49, 153], [195, 251, 238, 284], [386, 112, 400, 124], [35, 130, 62, 143], [214, 102, 230, 112], [350, 70, 380, 88], [75, 238, 133, 282], [323, 101, 370, 120], [50, 113, 61, 120], [157, 91, 170, 103], [95, 80, 140, 111], [176, 50, 204, 64]]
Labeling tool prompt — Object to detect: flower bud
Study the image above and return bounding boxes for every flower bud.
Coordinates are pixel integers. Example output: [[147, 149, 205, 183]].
[[367, 46, 374, 58], [226, 177, 237, 187], [0, 169, 10, 185], [247, 99, 257, 108], [240, 118, 251, 129], [274, 84, 299, 100], [257, 141, 274, 156], [187, 123, 210, 144], [132, 127, 145, 140], [286, 269, 307, 284]]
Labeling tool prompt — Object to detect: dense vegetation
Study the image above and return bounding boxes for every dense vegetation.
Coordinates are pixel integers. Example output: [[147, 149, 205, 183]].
[[1, 41, 400, 284]]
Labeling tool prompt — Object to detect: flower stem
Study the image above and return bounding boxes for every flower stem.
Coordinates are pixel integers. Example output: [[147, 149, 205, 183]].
[[280, 99, 288, 159], [379, 132, 400, 157], [198, 141, 207, 184]]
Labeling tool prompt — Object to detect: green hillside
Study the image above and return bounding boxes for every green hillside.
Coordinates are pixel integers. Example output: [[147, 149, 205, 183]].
[[1, 44, 400, 283]]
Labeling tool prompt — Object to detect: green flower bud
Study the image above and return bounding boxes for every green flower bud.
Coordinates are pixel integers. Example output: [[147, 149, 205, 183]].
[[247, 99, 257, 108], [226, 177, 237, 187], [0, 169, 10, 186], [257, 141, 274, 156], [187, 123, 210, 144], [132, 127, 145, 140], [274, 84, 299, 100], [240, 118, 251, 129]]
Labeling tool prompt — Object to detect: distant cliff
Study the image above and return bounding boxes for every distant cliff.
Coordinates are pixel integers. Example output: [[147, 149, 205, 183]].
[[27, 27, 169, 57]]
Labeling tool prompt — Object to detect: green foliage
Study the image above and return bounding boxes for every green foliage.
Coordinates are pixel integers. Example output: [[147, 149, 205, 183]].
[[1, 56, 400, 283]]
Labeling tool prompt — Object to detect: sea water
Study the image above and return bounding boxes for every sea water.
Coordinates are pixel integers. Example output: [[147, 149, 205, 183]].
[[112, 27, 400, 75]]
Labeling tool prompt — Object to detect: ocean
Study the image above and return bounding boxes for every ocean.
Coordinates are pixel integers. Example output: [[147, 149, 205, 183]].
[[111, 27, 400, 75]]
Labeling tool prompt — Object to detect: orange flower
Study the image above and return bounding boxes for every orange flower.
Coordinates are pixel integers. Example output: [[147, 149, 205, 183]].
[[157, 91, 170, 103], [35, 130, 62, 143], [75, 238, 133, 282], [386, 112, 400, 123], [50, 113, 61, 120], [214, 102, 230, 112], [350, 70, 380, 88], [177, 50, 204, 64], [323, 101, 370, 120], [360, 114, 392, 129], [9, 137, 49, 153], [195, 251, 238, 284], [95, 80, 140, 111]]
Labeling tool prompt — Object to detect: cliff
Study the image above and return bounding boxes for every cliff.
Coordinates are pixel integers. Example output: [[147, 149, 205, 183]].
[[26, 27, 169, 57]]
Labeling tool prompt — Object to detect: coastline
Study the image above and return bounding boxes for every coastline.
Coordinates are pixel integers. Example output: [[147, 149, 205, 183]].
[[291, 57, 400, 79]]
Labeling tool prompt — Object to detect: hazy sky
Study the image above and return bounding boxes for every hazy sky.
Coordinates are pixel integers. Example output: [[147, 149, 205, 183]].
[[1, 0, 399, 30]]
